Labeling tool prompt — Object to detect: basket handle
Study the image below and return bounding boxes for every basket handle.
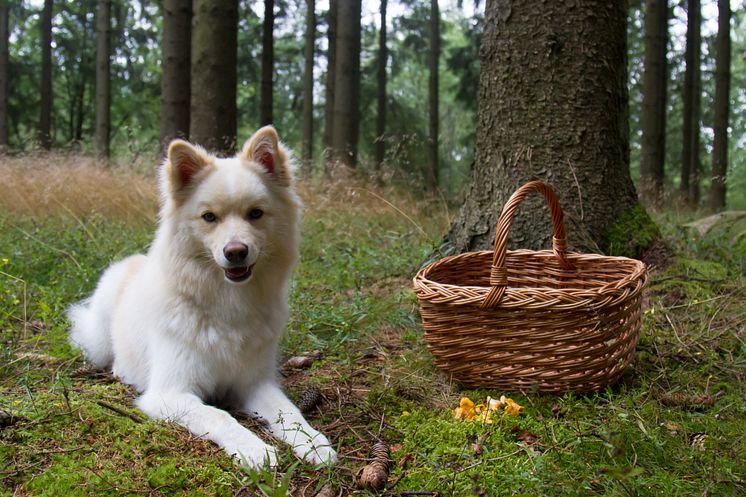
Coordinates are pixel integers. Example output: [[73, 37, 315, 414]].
[[481, 180, 572, 309]]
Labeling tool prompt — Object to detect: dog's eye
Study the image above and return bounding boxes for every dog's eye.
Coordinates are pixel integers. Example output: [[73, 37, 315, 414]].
[[201, 212, 218, 223], [248, 209, 264, 220]]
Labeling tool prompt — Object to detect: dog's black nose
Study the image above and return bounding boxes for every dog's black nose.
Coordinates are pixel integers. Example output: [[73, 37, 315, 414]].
[[223, 242, 248, 263]]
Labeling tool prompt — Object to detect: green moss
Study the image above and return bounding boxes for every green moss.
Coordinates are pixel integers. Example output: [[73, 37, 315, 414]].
[[606, 204, 660, 258]]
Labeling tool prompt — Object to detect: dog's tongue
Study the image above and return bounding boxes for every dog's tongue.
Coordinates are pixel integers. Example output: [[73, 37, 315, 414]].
[[225, 266, 250, 278]]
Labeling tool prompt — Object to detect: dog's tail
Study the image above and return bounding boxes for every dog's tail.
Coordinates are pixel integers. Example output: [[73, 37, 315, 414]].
[[68, 298, 113, 368], [68, 256, 143, 369]]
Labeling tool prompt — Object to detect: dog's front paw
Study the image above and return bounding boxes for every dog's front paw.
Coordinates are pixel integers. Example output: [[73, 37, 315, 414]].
[[293, 433, 337, 466], [226, 440, 279, 469]]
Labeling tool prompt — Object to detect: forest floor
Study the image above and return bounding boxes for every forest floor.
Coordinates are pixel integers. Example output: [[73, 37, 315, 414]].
[[0, 155, 744, 497]]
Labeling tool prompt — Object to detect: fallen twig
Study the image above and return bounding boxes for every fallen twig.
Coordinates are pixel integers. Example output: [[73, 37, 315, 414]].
[[95, 400, 144, 423]]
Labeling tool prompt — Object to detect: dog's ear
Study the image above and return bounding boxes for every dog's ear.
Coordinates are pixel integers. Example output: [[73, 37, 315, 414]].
[[241, 126, 292, 187], [166, 140, 212, 200]]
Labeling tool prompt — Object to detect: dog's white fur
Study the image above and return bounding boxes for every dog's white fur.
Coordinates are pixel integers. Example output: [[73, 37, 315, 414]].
[[68, 126, 337, 469]]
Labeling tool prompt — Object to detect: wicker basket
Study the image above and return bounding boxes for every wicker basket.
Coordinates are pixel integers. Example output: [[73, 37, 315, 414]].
[[413, 181, 648, 393]]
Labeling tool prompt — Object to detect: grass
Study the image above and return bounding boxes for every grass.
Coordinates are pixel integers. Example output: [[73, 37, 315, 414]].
[[0, 155, 744, 496]]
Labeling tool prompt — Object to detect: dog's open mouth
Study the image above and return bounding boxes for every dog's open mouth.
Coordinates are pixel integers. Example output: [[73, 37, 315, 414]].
[[224, 265, 253, 283]]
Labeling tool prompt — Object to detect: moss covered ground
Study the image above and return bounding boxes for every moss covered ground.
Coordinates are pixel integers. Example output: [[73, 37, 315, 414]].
[[1, 157, 743, 496]]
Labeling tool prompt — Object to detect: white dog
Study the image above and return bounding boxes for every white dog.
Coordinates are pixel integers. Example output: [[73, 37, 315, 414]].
[[68, 126, 337, 469]]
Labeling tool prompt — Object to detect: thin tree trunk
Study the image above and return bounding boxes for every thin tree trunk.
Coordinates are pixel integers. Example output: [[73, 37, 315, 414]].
[[301, 0, 315, 176], [323, 0, 337, 171], [73, 9, 90, 145], [0, 2, 9, 152], [449, 0, 649, 257], [374, 0, 387, 171], [159, 0, 191, 156], [709, 0, 730, 212], [260, 0, 274, 127], [39, 0, 53, 150], [330, 0, 361, 169], [427, 0, 440, 189], [639, 0, 668, 208], [680, 0, 701, 207], [190, 0, 238, 154], [95, 0, 111, 160]]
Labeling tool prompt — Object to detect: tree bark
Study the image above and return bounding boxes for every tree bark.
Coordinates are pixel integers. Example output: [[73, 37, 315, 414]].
[[639, 0, 668, 208], [709, 0, 730, 212], [427, 0, 439, 189], [680, 0, 701, 207], [330, 0, 361, 169], [190, 0, 238, 155], [260, 0, 274, 127], [159, 0, 191, 156], [39, 0, 53, 150], [0, 2, 9, 152], [374, 0, 387, 170], [301, 0, 315, 176], [95, 0, 111, 160], [323, 0, 337, 169], [448, 0, 647, 257], [72, 7, 91, 146]]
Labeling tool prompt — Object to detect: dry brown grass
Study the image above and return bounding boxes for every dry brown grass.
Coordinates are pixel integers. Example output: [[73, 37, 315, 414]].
[[0, 152, 450, 237], [0, 152, 159, 223]]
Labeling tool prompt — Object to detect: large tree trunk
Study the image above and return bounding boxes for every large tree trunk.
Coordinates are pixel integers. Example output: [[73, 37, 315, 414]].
[[39, 0, 53, 150], [301, 0, 315, 176], [95, 0, 111, 160], [0, 2, 9, 152], [323, 0, 337, 170], [639, 0, 668, 208], [159, 0, 191, 156], [448, 0, 648, 257], [330, 0, 361, 169], [190, 0, 238, 155], [680, 0, 701, 207], [709, 0, 730, 212], [374, 0, 387, 171], [260, 0, 274, 127], [427, 0, 439, 190]]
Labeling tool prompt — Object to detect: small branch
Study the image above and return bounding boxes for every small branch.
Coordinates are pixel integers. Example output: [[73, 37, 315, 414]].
[[95, 400, 144, 424]]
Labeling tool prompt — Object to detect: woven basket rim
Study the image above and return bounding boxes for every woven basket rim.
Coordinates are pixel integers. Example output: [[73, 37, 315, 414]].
[[413, 249, 648, 309]]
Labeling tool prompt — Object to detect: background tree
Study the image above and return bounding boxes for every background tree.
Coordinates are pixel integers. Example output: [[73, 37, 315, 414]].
[[709, 0, 731, 212], [639, 0, 668, 207], [449, 0, 652, 257], [260, 0, 274, 127], [53, 0, 96, 147], [330, 0, 361, 168], [323, 0, 337, 166], [159, 0, 191, 155], [190, 0, 238, 154], [301, 0, 314, 175], [374, 0, 388, 171], [95, 0, 111, 159], [427, 0, 439, 189], [680, 0, 701, 206], [39, 0, 53, 149], [0, 0, 8, 152]]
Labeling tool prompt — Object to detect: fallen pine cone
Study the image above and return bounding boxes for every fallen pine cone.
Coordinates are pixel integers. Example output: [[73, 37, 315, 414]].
[[357, 441, 391, 491], [283, 355, 316, 369], [297, 386, 323, 414]]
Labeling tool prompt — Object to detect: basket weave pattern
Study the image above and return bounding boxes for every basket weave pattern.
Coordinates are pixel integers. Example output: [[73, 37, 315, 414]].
[[413, 181, 648, 393]]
